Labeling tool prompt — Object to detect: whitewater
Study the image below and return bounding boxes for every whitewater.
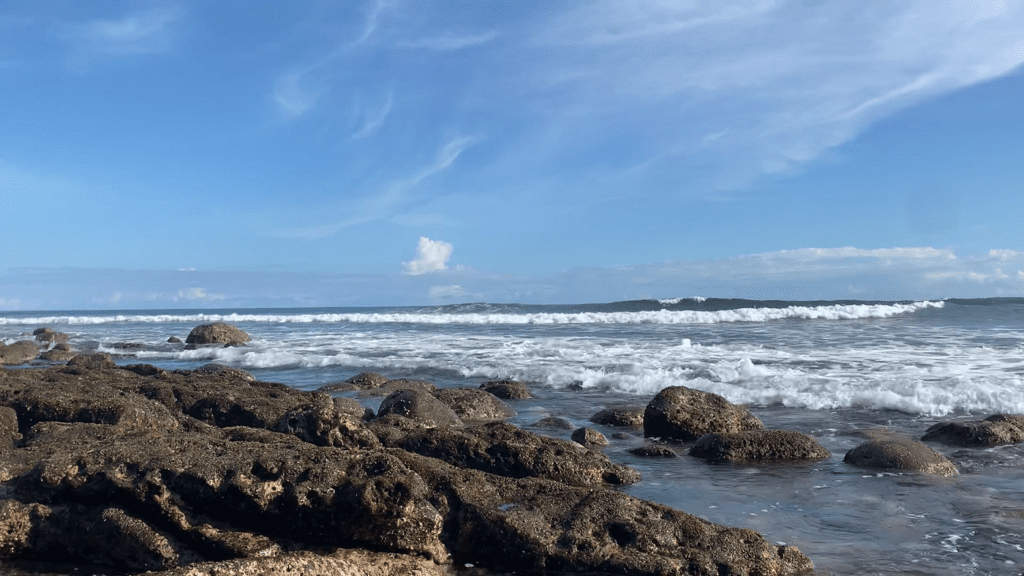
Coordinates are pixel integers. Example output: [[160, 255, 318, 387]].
[[4, 296, 1024, 574]]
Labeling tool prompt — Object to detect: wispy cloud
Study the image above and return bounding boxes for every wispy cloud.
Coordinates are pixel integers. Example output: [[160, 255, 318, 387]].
[[68, 7, 184, 59], [399, 31, 499, 51], [351, 89, 393, 139], [176, 287, 225, 301], [518, 1, 1024, 194], [402, 237, 453, 275], [273, 71, 324, 117]]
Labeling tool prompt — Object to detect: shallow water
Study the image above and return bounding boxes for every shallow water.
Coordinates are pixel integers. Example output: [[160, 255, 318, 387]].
[[4, 299, 1024, 574]]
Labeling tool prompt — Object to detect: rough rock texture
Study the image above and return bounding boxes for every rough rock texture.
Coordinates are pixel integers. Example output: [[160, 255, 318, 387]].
[[167, 336, 183, 343], [921, 414, 1024, 447], [690, 430, 831, 463], [628, 444, 679, 458], [32, 328, 68, 344], [644, 385, 763, 441], [136, 549, 447, 576], [0, 365, 814, 576], [480, 380, 532, 399], [361, 379, 438, 398], [390, 421, 638, 487], [317, 372, 389, 393], [376, 389, 462, 428], [431, 388, 515, 421], [39, 343, 76, 362], [0, 341, 38, 366], [393, 450, 814, 576], [591, 406, 645, 428], [529, 416, 573, 430], [844, 439, 958, 476], [571, 427, 609, 447], [192, 363, 256, 382], [185, 323, 250, 346]]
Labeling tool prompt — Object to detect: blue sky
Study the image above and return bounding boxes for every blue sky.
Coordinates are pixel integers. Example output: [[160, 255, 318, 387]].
[[2, 1, 1024, 309]]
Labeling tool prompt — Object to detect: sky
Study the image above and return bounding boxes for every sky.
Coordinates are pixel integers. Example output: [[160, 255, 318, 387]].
[[2, 0, 1024, 310]]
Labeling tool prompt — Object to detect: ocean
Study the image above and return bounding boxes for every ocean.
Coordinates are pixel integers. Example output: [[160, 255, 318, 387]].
[[3, 297, 1024, 575]]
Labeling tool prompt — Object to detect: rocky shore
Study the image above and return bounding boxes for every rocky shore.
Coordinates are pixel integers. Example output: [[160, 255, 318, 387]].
[[1, 322, 1020, 575]]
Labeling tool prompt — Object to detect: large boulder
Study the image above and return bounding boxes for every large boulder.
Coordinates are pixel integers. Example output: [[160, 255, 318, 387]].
[[33, 328, 69, 344], [689, 430, 830, 463], [0, 341, 39, 366], [844, 439, 958, 476], [135, 549, 447, 576], [376, 389, 462, 428], [921, 414, 1024, 447], [431, 388, 515, 421], [393, 421, 639, 487], [643, 385, 762, 441], [185, 323, 250, 346], [571, 427, 609, 447]]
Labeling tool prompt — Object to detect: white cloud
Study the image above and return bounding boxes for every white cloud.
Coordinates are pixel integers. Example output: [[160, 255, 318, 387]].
[[989, 249, 1020, 260], [429, 284, 465, 299], [71, 7, 183, 57], [273, 71, 323, 118], [402, 237, 453, 275], [176, 287, 225, 301], [351, 90, 393, 139]]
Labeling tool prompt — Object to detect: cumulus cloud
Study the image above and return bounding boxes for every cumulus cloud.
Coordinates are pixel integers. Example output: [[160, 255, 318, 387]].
[[429, 284, 465, 299], [402, 237, 453, 275]]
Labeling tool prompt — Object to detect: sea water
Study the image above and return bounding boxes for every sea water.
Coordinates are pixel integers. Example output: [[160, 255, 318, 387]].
[[3, 297, 1024, 575]]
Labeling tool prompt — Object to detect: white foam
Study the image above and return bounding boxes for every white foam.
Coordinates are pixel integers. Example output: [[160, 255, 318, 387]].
[[0, 301, 943, 326]]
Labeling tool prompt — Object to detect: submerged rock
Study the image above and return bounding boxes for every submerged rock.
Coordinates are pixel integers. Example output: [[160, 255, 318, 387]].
[[844, 439, 958, 476], [690, 430, 830, 463], [185, 323, 250, 346], [628, 444, 678, 458], [643, 385, 762, 441], [922, 414, 1024, 447], [529, 416, 573, 430]]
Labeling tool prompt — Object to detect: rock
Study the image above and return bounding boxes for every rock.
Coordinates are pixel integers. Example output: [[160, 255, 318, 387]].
[[110, 342, 144, 349], [643, 385, 762, 441], [272, 393, 381, 450], [0, 406, 20, 448], [60, 352, 116, 373], [348, 372, 389, 388], [122, 363, 166, 377], [571, 427, 609, 446], [136, 548, 447, 576], [376, 389, 462, 428], [192, 363, 256, 382], [393, 450, 814, 576], [431, 388, 515, 421], [334, 396, 374, 421], [844, 439, 958, 476], [0, 341, 38, 366], [185, 323, 250, 346], [361, 379, 437, 398], [39, 343, 77, 362], [590, 406, 644, 428], [167, 336, 183, 343], [690, 430, 831, 463], [393, 421, 639, 487], [529, 416, 573, 430], [480, 380, 532, 399], [32, 328, 68, 344], [628, 444, 678, 458], [922, 414, 1024, 447]]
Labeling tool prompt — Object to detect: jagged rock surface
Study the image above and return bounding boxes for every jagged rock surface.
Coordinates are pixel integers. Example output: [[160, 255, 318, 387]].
[[643, 385, 763, 441]]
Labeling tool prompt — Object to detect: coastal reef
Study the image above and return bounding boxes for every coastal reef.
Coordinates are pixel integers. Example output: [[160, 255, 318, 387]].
[[0, 350, 815, 575]]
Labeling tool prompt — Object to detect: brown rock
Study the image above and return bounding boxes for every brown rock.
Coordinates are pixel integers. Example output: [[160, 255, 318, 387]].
[[480, 380, 532, 399], [528, 416, 573, 430], [844, 439, 958, 476], [643, 385, 762, 441], [0, 341, 38, 366], [431, 388, 515, 421], [376, 389, 461, 428], [922, 414, 1024, 447], [136, 548, 447, 576], [393, 421, 638, 487], [360, 379, 437, 397], [628, 444, 678, 458], [571, 427, 609, 446], [185, 323, 250, 346], [32, 328, 68, 345], [590, 406, 644, 428], [690, 430, 830, 463]]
